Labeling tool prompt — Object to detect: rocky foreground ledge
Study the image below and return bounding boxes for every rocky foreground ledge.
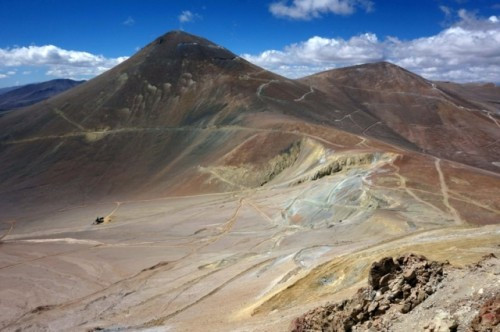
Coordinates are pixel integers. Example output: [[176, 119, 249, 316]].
[[291, 254, 500, 332]]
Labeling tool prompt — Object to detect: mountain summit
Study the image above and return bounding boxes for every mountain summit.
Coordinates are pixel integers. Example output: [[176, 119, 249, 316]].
[[121, 30, 247, 88], [145, 30, 237, 61]]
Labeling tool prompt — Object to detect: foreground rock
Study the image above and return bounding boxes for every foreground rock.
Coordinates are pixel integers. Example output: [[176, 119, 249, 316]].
[[291, 254, 500, 332], [469, 293, 500, 332], [291, 254, 445, 331]]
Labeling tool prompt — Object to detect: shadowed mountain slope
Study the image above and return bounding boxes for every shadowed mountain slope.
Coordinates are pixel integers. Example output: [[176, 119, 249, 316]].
[[0, 79, 84, 112], [0, 86, 19, 96]]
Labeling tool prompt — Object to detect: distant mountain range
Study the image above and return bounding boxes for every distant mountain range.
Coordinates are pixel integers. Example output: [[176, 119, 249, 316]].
[[0, 86, 20, 95], [0, 79, 85, 112]]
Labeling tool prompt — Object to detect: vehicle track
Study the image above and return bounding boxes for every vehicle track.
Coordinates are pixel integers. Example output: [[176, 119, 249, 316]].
[[294, 86, 314, 102], [435, 158, 465, 225]]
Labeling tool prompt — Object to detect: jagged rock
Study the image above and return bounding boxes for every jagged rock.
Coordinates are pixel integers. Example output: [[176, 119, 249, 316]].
[[470, 294, 500, 331], [424, 311, 458, 332], [368, 302, 379, 313], [401, 301, 412, 314], [379, 303, 390, 312], [291, 254, 445, 332], [369, 257, 399, 289], [403, 268, 416, 281], [417, 289, 427, 303], [379, 274, 393, 287]]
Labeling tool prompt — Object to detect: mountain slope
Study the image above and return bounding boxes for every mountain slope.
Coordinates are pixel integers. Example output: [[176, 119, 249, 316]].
[[0, 79, 84, 112], [0, 31, 415, 216], [300, 62, 500, 172], [0, 86, 19, 96]]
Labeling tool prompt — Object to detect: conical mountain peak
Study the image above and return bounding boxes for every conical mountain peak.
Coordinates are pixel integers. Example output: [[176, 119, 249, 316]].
[[152, 30, 218, 47], [142, 30, 237, 62]]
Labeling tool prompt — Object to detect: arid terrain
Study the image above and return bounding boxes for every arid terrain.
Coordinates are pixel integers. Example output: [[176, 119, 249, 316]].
[[0, 79, 85, 114], [0, 31, 499, 331]]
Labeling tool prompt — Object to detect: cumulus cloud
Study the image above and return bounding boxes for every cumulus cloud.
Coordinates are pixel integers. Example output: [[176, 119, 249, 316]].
[[123, 16, 135, 26], [0, 74, 7, 79], [269, 0, 373, 20], [178, 10, 200, 23], [242, 10, 500, 82], [0, 45, 128, 79]]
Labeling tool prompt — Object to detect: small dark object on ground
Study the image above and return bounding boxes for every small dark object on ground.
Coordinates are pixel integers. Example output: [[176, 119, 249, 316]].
[[94, 217, 105, 225]]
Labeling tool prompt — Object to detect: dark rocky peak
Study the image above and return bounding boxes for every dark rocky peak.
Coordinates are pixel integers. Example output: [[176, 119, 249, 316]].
[[145, 30, 236, 62], [152, 30, 218, 48]]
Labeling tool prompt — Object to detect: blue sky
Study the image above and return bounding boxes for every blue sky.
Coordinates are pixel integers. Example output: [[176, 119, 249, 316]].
[[0, 0, 499, 87]]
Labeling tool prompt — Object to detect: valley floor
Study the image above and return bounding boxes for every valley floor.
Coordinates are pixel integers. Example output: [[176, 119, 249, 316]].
[[1, 161, 499, 331]]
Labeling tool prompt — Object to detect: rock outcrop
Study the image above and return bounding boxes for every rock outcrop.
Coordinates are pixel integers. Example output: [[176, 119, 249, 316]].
[[470, 294, 500, 332], [291, 254, 445, 331]]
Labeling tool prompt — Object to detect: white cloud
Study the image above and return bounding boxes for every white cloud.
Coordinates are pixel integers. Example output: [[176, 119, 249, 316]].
[[179, 10, 200, 23], [6, 70, 16, 75], [0, 74, 7, 79], [0, 45, 128, 79], [242, 10, 500, 82], [123, 16, 135, 26], [269, 0, 373, 20], [439, 5, 454, 26], [440, 5, 452, 17], [243, 33, 381, 77]]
